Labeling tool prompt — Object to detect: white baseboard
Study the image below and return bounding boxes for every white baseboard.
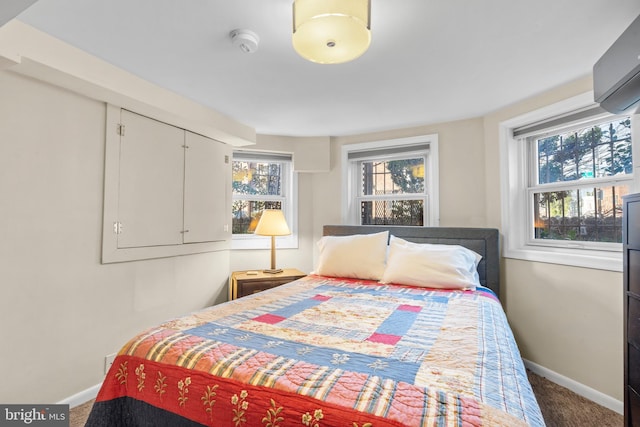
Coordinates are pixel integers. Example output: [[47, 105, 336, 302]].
[[523, 359, 623, 415], [57, 383, 102, 408]]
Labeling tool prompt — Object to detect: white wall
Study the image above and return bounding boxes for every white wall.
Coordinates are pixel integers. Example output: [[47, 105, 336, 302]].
[[0, 71, 231, 403]]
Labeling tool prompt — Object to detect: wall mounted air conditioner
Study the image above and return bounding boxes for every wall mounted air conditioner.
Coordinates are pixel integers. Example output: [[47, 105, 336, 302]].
[[593, 14, 640, 114]]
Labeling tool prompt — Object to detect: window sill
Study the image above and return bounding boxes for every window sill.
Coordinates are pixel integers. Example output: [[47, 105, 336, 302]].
[[231, 234, 299, 251], [503, 245, 622, 272]]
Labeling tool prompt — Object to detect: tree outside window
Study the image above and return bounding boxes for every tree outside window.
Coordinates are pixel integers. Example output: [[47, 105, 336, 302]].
[[531, 117, 631, 243], [232, 158, 286, 234], [359, 156, 426, 226]]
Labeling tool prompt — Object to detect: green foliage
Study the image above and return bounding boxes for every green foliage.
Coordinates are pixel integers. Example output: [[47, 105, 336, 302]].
[[362, 158, 425, 225], [231, 161, 283, 233], [385, 158, 424, 193], [537, 118, 631, 184]]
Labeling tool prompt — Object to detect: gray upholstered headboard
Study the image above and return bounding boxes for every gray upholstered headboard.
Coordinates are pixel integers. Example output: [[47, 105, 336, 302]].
[[322, 225, 500, 296]]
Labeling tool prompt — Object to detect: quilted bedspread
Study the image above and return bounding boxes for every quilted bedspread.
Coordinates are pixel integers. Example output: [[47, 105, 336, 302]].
[[86, 275, 545, 426]]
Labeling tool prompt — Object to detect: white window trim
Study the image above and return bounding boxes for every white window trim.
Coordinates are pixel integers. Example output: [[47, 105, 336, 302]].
[[341, 135, 440, 226], [499, 91, 640, 272], [231, 152, 299, 250]]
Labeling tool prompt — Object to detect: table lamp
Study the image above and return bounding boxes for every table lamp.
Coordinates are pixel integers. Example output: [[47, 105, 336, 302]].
[[254, 209, 291, 274]]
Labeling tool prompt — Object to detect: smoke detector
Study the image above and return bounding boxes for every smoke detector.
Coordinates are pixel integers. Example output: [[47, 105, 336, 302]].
[[230, 29, 260, 54]]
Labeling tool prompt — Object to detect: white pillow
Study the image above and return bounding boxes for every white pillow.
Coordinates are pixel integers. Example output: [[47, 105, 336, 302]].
[[380, 236, 481, 289], [314, 231, 389, 281]]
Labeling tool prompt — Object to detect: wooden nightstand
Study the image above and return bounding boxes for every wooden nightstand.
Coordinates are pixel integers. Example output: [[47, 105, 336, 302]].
[[229, 268, 306, 300]]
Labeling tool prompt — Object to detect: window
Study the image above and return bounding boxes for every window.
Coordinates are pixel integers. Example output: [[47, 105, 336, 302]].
[[500, 92, 639, 271], [231, 151, 297, 249], [342, 135, 439, 226], [530, 116, 631, 245]]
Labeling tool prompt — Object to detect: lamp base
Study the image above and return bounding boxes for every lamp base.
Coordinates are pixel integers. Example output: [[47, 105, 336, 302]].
[[262, 268, 283, 274]]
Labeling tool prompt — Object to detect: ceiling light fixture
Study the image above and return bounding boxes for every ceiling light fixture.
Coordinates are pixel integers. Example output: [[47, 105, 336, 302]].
[[230, 29, 260, 54], [292, 0, 371, 64]]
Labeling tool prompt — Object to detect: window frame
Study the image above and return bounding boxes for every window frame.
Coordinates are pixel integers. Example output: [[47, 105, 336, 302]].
[[231, 150, 298, 250], [341, 135, 440, 226], [525, 113, 632, 252], [499, 91, 639, 272]]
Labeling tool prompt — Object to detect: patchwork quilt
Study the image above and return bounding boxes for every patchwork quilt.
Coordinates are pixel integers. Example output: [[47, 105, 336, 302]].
[[86, 275, 545, 426]]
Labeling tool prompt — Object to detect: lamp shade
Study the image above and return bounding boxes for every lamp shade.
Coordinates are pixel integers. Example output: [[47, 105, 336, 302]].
[[254, 209, 291, 236], [292, 0, 371, 64]]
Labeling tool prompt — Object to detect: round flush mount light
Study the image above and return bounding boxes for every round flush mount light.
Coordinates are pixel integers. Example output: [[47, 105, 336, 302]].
[[230, 29, 260, 54], [292, 0, 371, 64]]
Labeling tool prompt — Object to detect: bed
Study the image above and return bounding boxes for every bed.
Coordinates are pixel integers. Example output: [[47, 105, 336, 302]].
[[85, 225, 545, 426]]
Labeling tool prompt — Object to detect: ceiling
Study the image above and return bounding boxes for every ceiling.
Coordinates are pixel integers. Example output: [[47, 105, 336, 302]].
[[14, 0, 640, 137]]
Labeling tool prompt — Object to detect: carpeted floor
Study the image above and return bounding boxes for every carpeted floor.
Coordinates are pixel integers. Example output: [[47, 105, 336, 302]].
[[69, 371, 623, 426], [69, 399, 94, 427], [526, 371, 622, 427]]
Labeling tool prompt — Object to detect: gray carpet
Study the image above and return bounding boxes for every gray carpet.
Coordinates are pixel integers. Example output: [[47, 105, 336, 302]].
[[526, 371, 622, 427], [69, 371, 623, 426]]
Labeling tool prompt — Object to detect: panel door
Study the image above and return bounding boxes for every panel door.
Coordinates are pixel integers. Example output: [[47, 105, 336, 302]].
[[117, 110, 185, 248], [628, 199, 640, 248], [183, 131, 231, 243]]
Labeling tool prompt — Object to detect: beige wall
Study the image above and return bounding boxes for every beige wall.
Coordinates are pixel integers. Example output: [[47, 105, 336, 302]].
[[0, 71, 231, 403], [302, 76, 627, 404], [483, 75, 623, 401], [229, 173, 317, 274], [250, 118, 488, 272], [0, 53, 623, 407], [312, 117, 488, 238], [229, 134, 328, 274], [302, 78, 624, 403], [504, 260, 622, 399]]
